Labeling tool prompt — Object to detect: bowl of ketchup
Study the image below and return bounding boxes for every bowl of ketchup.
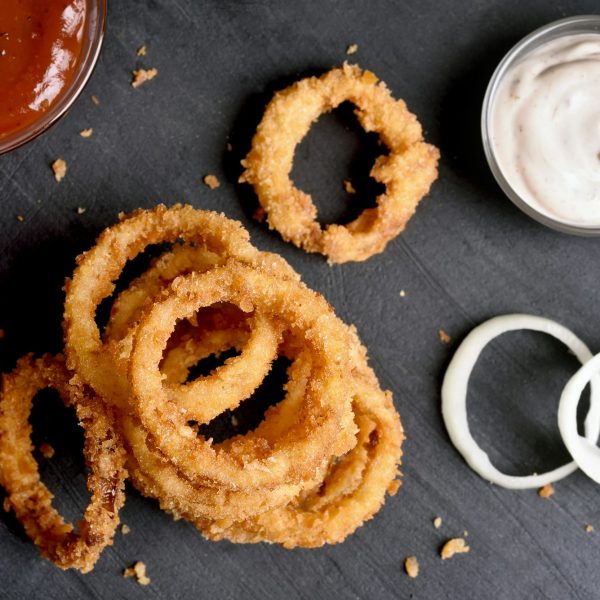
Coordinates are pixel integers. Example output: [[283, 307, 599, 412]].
[[0, 0, 106, 154]]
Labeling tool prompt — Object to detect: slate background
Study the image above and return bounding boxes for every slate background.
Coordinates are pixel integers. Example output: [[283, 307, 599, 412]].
[[1, 1, 600, 598]]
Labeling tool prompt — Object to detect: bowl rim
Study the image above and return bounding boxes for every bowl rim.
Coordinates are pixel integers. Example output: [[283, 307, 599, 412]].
[[0, 0, 107, 156], [481, 14, 600, 236]]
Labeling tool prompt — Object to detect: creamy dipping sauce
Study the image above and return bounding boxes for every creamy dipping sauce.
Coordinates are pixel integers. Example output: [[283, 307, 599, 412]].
[[490, 34, 600, 227]]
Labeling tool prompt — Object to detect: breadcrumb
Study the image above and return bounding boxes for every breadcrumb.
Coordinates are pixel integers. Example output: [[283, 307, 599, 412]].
[[16, 215, 24, 222], [137, 45, 147, 57], [399, 290, 406, 298], [123, 561, 150, 586], [585, 524, 594, 533], [231, 415, 239, 427], [346, 43, 359, 55], [91, 95, 100, 105], [433, 516, 442, 529], [387, 479, 401, 496], [438, 329, 451, 344], [52, 159, 67, 183], [79, 128, 93, 138], [131, 68, 158, 88], [226, 142, 233, 152], [77, 207, 86, 215], [203, 174, 220, 189], [440, 538, 470, 560], [121, 524, 131, 535], [39, 443, 55, 459], [343, 179, 356, 194], [538, 484, 554, 498], [404, 555, 419, 578]]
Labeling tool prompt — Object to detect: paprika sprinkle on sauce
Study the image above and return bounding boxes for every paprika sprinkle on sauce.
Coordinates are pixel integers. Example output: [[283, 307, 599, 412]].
[[0, 0, 86, 139]]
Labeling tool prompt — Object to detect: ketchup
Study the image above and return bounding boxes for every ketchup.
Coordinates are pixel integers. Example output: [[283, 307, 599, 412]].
[[0, 0, 86, 139]]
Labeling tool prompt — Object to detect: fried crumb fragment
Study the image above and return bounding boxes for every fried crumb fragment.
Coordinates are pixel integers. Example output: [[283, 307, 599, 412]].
[[39, 443, 55, 459], [404, 555, 419, 578], [77, 207, 86, 215], [231, 415, 239, 427], [399, 290, 406, 298], [137, 45, 147, 57], [343, 179, 356, 194], [433, 516, 442, 529], [131, 68, 158, 88], [3, 498, 10, 512], [438, 329, 451, 344], [538, 484, 554, 498], [387, 479, 400, 496], [226, 142, 233, 152], [123, 561, 150, 585], [52, 159, 67, 183], [121, 524, 131, 535], [440, 538, 470, 560], [346, 43, 359, 55], [585, 524, 594, 533], [203, 174, 220, 189], [91, 95, 100, 105], [16, 215, 24, 222], [79, 128, 93, 138]]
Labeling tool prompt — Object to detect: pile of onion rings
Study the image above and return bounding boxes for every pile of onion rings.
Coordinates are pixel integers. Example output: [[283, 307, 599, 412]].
[[0, 205, 403, 571], [240, 63, 440, 263]]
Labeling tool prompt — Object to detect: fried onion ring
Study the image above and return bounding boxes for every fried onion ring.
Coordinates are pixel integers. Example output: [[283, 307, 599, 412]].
[[0, 354, 126, 572], [240, 63, 440, 263]]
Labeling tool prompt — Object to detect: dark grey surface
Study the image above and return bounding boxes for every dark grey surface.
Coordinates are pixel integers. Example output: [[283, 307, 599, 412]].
[[1, 0, 600, 598]]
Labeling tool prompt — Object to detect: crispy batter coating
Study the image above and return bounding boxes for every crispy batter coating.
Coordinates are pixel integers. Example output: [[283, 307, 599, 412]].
[[240, 63, 439, 263]]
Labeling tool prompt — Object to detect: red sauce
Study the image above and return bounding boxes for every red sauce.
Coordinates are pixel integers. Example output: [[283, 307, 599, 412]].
[[0, 0, 86, 139]]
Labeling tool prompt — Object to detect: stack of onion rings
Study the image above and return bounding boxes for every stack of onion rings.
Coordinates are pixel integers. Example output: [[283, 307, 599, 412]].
[[240, 63, 439, 263], [0, 204, 403, 570]]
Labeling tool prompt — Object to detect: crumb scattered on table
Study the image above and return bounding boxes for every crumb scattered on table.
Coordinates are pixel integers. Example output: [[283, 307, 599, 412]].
[[440, 538, 470, 560], [404, 555, 419, 578], [343, 179, 356, 194], [226, 142, 233, 152], [433, 516, 442, 529], [231, 415, 239, 427], [123, 561, 150, 586], [203, 174, 220, 189], [52, 159, 67, 183], [346, 43, 359, 55], [538, 484, 554, 498], [585, 524, 594, 533], [16, 215, 24, 222], [438, 329, 451, 344], [91, 95, 100, 105], [131, 68, 158, 88], [399, 290, 406, 298], [137, 45, 147, 57], [39, 443, 55, 459], [387, 479, 400, 496], [121, 524, 131, 535], [79, 128, 93, 138], [77, 207, 86, 215]]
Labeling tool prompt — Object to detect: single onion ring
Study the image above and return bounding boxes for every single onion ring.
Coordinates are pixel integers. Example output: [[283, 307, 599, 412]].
[[240, 63, 440, 263], [0, 354, 127, 573], [130, 262, 357, 490], [441, 314, 600, 489], [558, 352, 600, 484]]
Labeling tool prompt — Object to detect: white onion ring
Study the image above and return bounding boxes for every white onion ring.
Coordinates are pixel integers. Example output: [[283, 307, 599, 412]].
[[558, 352, 600, 484], [441, 314, 600, 489]]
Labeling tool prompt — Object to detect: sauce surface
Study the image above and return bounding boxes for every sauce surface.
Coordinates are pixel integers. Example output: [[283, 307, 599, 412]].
[[490, 34, 600, 227], [0, 0, 86, 139]]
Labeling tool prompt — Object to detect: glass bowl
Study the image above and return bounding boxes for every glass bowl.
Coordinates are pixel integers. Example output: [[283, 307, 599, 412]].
[[0, 0, 107, 155], [481, 15, 600, 235]]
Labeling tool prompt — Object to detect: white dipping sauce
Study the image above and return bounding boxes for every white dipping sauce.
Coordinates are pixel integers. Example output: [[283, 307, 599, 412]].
[[490, 34, 600, 227]]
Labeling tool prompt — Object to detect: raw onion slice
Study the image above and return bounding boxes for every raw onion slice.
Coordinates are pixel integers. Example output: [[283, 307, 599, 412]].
[[441, 314, 600, 489], [558, 352, 600, 484]]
